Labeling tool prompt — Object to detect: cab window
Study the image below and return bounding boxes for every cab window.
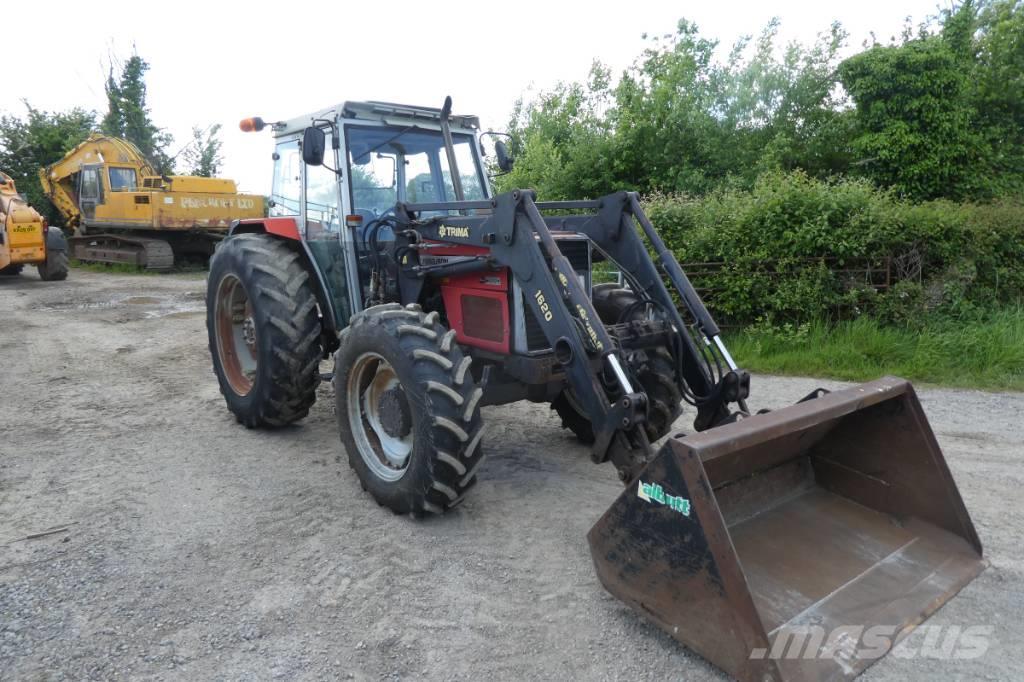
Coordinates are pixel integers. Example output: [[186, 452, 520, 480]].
[[271, 139, 301, 216], [439, 140, 485, 200], [305, 131, 340, 239], [80, 168, 100, 199], [345, 125, 486, 217], [108, 167, 138, 191], [349, 151, 397, 217]]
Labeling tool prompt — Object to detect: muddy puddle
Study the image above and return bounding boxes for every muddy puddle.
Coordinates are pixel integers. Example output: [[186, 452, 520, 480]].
[[38, 292, 205, 318]]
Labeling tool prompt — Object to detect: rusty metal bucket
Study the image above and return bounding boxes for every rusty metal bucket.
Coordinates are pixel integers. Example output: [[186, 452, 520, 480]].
[[588, 377, 985, 682]]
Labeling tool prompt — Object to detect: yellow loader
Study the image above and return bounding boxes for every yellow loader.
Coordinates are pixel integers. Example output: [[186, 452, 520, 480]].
[[0, 171, 68, 281]]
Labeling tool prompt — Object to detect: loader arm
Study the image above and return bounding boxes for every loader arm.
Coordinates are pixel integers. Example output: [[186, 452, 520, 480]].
[[393, 189, 749, 480]]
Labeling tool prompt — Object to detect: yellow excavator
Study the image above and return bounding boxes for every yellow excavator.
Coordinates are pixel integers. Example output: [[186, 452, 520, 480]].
[[0, 171, 68, 281], [39, 134, 264, 269]]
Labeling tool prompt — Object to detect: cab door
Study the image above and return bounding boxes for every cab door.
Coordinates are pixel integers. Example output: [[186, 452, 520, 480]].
[[77, 164, 104, 225], [301, 128, 357, 327]]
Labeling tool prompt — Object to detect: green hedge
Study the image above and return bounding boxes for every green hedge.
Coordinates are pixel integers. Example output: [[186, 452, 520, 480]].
[[644, 171, 1024, 325]]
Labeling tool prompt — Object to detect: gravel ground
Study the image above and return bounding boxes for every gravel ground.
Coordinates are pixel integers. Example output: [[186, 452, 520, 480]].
[[1, 268, 1021, 681]]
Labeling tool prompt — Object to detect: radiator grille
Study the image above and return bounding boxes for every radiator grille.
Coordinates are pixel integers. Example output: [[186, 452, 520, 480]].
[[519, 239, 591, 353]]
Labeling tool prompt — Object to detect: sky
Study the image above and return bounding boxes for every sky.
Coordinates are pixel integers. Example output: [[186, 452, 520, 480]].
[[3, 0, 949, 195]]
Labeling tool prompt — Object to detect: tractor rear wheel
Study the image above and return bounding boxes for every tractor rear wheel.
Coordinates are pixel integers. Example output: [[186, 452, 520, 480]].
[[206, 233, 322, 428], [37, 250, 68, 281], [335, 304, 485, 516], [552, 284, 683, 444]]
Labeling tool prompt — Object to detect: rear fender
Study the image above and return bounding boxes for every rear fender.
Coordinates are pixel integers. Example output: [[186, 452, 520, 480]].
[[229, 217, 300, 240]]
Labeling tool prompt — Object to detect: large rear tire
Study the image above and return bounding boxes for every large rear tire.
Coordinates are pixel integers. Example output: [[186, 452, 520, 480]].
[[206, 233, 322, 428], [335, 304, 486, 516], [552, 284, 683, 443], [36, 251, 68, 281]]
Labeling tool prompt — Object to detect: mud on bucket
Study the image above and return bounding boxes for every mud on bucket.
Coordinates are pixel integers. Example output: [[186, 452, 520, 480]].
[[587, 377, 985, 682]]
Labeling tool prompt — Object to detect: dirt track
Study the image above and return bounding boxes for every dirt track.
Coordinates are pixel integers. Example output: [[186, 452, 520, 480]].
[[1, 268, 1021, 681]]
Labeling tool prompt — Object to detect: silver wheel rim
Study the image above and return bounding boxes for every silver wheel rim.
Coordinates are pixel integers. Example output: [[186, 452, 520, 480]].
[[347, 352, 413, 482]]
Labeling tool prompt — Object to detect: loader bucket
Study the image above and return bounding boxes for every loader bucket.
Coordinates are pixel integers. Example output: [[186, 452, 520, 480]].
[[588, 377, 984, 682]]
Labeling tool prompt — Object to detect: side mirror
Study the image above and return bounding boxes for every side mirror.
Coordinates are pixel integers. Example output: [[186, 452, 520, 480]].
[[302, 126, 326, 166], [495, 141, 515, 173]]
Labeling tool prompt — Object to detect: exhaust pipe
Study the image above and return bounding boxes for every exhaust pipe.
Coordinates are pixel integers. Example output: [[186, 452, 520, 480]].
[[588, 377, 985, 681], [438, 95, 465, 202]]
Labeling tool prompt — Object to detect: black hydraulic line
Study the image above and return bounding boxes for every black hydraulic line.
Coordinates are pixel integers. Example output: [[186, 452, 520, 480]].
[[627, 193, 720, 339]]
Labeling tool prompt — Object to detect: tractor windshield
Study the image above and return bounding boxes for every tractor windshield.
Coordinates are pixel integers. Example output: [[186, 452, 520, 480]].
[[344, 125, 485, 218]]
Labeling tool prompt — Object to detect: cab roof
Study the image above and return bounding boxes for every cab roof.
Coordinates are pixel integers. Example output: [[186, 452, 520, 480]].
[[275, 100, 480, 138]]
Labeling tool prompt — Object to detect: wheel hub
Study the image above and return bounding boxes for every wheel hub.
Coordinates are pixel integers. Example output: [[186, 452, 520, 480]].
[[377, 386, 412, 438], [349, 353, 414, 480], [215, 274, 258, 397], [241, 316, 257, 351]]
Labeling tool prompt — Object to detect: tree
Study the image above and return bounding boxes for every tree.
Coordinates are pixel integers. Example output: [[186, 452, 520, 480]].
[[0, 103, 96, 225], [501, 18, 854, 199], [838, 38, 989, 200], [500, 61, 618, 199], [837, 0, 1024, 200], [101, 54, 172, 172], [971, 0, 1024, 192], [180, 124, 223, 177]]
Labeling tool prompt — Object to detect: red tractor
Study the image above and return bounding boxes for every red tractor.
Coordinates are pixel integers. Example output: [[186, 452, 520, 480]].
[[207, 98, 984, 681]]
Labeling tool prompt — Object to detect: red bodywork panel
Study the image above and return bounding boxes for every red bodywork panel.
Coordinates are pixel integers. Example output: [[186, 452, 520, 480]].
[[233, 217, 300, 240], [430, 242, 512, 354], [225, 229, 514, 353]]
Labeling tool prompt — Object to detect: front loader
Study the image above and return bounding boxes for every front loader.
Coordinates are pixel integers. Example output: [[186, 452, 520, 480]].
[[0, 171, 68, 281], [206, 98, 984, 681]]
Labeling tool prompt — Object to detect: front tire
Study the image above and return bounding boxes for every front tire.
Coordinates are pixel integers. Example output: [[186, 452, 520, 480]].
[[206, 233, 322, 428], [552, 284, 683, 443], [335, 304, 485, 516], [37, 250, 68, 281]]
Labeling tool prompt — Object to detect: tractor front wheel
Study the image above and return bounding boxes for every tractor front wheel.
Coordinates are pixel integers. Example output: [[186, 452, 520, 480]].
[[206, 233, 322, 428], [335, 304, 485, 516], [552, 284, 683, 444]]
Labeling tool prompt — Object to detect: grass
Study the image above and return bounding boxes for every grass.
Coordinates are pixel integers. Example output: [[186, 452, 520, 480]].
[[728, 309, 1024, 392], [70, 259, 207, 278]]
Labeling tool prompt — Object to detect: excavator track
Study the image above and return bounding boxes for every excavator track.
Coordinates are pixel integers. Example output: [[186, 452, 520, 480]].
[[69, 233, 176, 270]]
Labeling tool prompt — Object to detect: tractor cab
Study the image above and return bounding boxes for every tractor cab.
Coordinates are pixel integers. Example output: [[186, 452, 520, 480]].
[[258, 101, 491, 327]]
